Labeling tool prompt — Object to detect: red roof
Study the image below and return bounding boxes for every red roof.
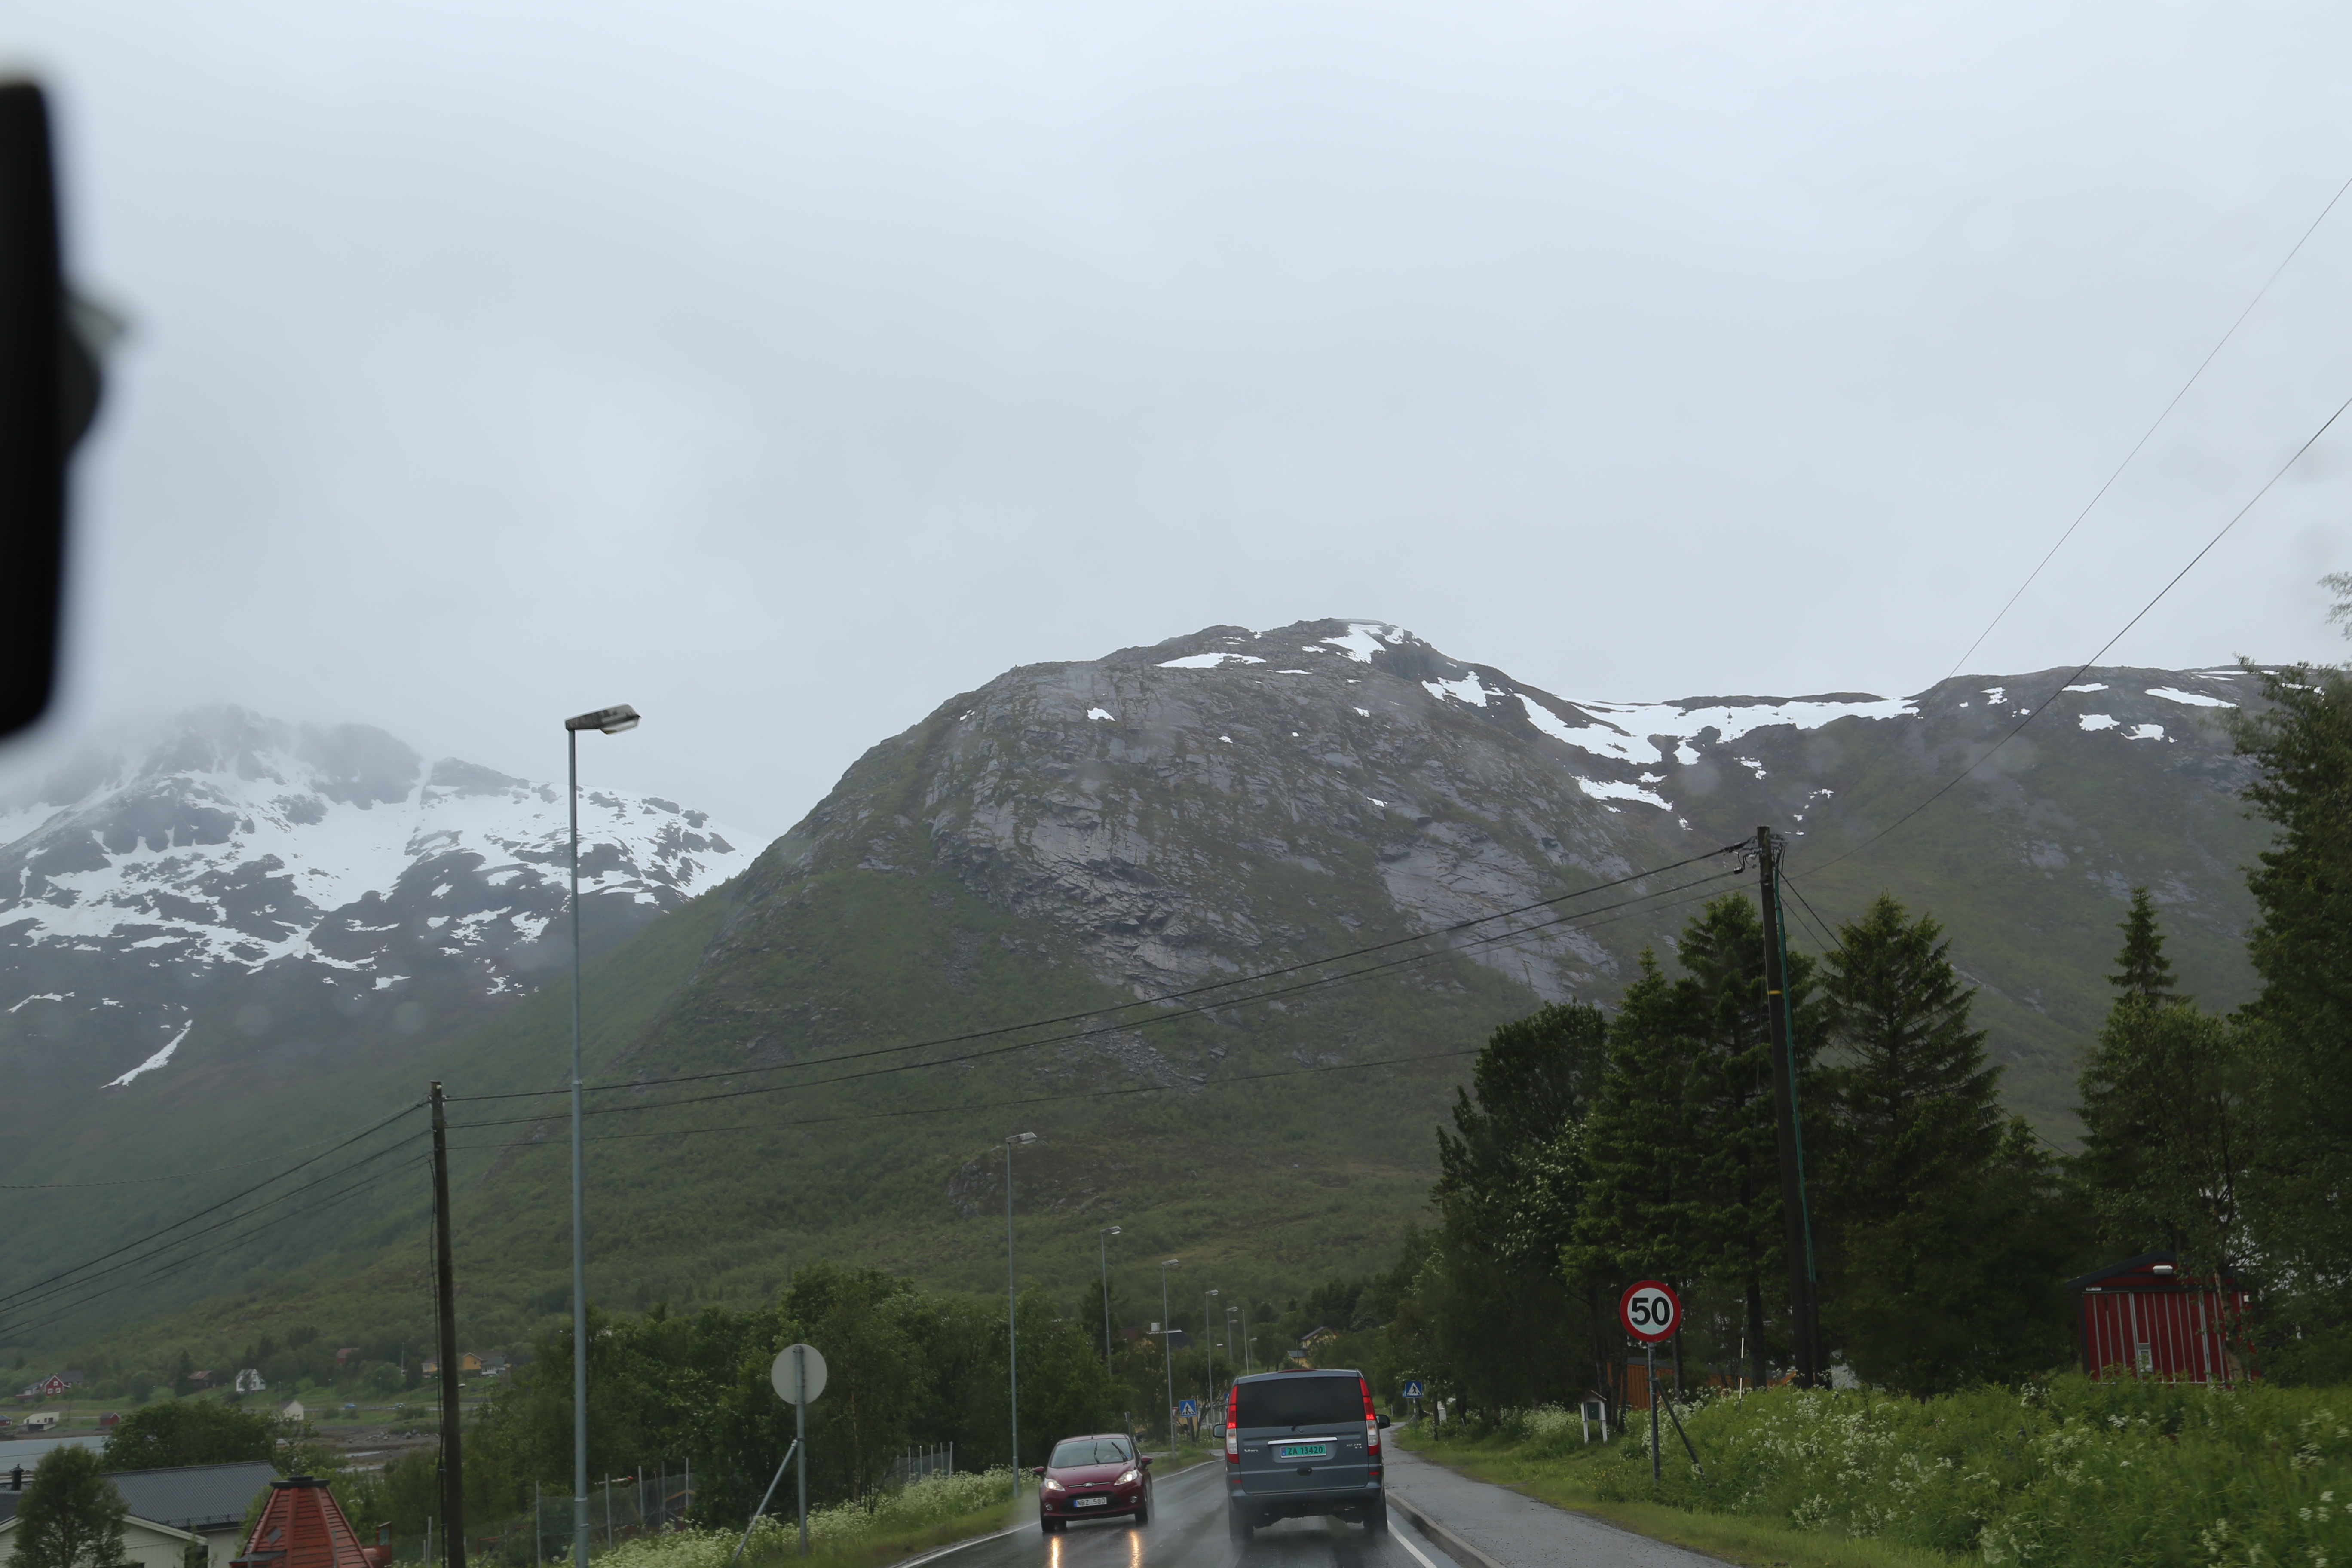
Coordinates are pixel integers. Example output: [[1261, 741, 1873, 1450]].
[[233, 1478, 384, 1568]]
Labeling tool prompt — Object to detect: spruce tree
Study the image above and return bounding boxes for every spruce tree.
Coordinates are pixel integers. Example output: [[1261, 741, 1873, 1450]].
[[6, 1445, 127, 1568], [1570, 897, 1821, 1392], [1432, 1001, 1611, 1412], [1817, 894, 2077, 1391], [2227, 658, 2352, 1315], [2109, 887, 2183, 1004], [1822, 895, 2002, 1226]]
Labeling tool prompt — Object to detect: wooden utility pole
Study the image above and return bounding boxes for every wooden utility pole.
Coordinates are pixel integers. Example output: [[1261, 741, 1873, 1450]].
[[1753, 828, 1822, 1387], [431, 1082, 468, 1568]]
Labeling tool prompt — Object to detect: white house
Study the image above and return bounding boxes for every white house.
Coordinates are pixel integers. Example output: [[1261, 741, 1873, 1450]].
[[0, 1510, 204, 1568]]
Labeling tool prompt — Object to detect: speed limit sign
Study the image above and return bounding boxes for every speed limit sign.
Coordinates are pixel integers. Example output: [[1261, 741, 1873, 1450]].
[[1619, 1280, 1681, 1342]]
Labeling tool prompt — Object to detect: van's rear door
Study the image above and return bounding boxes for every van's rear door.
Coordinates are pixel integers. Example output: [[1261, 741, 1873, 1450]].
[[1233, 1375, 1369, 1497]]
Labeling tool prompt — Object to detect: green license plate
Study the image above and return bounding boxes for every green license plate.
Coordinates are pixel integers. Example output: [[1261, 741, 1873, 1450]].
[[1277, 1443, 1331, 1460]]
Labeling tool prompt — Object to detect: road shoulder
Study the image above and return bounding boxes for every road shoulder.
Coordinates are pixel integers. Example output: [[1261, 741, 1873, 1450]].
[[1387, 1446, 1954, 1568]]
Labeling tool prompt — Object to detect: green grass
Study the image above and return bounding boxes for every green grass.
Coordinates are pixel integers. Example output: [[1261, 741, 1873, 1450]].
[[1403, 1376, 2352, 1568]]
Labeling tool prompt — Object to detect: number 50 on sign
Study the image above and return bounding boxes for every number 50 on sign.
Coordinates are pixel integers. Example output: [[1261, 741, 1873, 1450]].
[[1619, 1280, 1681, 1342]]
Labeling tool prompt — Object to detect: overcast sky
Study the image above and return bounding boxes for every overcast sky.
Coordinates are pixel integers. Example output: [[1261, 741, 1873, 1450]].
[[5, 0, 2351, 842]]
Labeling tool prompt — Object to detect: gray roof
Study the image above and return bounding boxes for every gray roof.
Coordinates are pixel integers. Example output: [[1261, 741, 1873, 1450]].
[[110, 1462, 278, 1531], [0, 1462, 280, 1532]]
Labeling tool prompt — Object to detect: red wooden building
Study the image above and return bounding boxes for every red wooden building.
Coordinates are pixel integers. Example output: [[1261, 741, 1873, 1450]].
[[2067, 1250, 2251, 1384]]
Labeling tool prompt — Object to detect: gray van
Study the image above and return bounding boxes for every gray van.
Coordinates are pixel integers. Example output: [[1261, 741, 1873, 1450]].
[[1222, 1368, 1391, 1541]]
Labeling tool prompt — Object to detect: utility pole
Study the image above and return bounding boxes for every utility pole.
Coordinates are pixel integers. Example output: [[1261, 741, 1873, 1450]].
[[1753, 827, 1822, 1387], [1004, 1133, 1035, 1495], [1158, 1261, 1179, 1453], [429, 1083, 468, 1568], [1098, 1226, 1121, 1372]]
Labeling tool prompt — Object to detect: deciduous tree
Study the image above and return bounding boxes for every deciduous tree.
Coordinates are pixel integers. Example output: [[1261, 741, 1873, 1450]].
[[6, 1445, 126, 1568]]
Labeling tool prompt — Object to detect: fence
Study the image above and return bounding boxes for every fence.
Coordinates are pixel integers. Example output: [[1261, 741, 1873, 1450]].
[[394, 1463, 696, 1568], [882, 1446, 954, 1492]]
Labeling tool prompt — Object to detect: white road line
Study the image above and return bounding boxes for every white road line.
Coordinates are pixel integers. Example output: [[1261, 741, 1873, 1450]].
[[1392, 1520, 1442, 1568]]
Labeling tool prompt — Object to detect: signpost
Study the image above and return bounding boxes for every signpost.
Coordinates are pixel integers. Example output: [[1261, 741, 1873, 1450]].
[[1401, 1379, 1424, 1426], [1177, 1398, 1197, 1440], [1618, 1280, 1680, 1484], [731, 1344, 827, 1562]]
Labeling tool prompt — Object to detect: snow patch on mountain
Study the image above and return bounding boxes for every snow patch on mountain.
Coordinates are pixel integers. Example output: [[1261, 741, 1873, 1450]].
[[0, 708, 751, 980]]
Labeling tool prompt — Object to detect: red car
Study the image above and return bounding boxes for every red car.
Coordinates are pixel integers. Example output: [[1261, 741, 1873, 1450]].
[[1034, 1434, 1152, 1531]]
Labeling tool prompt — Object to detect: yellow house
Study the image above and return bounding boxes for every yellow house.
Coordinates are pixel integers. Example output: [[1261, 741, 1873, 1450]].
[[418, 1352, 483, 1377], [0, 1512, 203, 1568]]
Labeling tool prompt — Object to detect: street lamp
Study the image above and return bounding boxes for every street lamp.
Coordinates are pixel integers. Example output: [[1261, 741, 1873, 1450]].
[[1227, 1305, 1242, 1377], [563, 703, 638, 1568], [1202, 1289, 1219, 1415], [1098, 1226, 1121, 1371], [1158, 1260, 1180, 1454], [1005, 1133, 1037, 1496]]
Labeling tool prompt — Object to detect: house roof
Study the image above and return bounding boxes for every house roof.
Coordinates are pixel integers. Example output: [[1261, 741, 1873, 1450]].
[[2063, 1250, 2241, 1293], [235, 1476, 374, 1568], [0, 1461, 276, 1532], [114, 1462, 279, 1531], [0, 1510, 199, 1545]]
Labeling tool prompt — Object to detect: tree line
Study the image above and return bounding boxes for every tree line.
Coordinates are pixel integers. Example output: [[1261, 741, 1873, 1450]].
[[1364, 659, 2352, 1413]]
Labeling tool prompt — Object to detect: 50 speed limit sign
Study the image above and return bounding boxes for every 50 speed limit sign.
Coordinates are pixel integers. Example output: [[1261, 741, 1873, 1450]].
[[1619, 1279, 1681, 1342]]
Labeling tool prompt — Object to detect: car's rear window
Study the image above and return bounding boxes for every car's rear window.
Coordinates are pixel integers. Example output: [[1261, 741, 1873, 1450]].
[[1050, 1438, 1134, 1467], [1235, 1375, 1363, 1428]]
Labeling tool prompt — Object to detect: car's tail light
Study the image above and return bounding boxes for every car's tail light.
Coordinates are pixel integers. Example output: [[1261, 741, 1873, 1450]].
[[1226, 1383, 1240, 1462], [1361, 1377, 1380, 1456]]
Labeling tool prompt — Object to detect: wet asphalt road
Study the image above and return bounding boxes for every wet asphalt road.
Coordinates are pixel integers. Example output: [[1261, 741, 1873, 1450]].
[[935, 1460, 1463, 1568]]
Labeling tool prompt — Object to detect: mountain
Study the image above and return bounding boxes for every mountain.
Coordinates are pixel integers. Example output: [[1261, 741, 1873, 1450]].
[[0, 706, 751, 1133], [0, 625, 2269, 1365]]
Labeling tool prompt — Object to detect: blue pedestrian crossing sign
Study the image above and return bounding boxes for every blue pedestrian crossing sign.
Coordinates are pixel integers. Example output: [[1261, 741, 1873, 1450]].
[[1401, 1380, 1425, 1400], [1178, 1399, 1199, 1418]]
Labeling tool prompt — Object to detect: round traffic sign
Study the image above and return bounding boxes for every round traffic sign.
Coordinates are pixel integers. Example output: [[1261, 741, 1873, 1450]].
[[1618, 1280, 1681, 1343], [770, 1343, 828, 1405]]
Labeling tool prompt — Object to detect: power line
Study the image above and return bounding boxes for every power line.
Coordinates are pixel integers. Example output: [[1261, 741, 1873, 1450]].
[[445, 866, 1750, 1135], [0, 1127, 403, 1190], [1804, 383, 2352, 880], [445, 844, 1748, 1105], [448, 1045, 1494, 1154], [1779, 875, 1843, 955], [0, 1101, 424, 1315], [0, 1139, 431, 1345], [1945, 166, 2352, 681]]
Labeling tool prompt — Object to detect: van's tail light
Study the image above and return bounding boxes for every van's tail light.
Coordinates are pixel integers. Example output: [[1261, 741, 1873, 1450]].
[[1361, 1377, 1380, 1456], [1226, 1383, 1240, 1463]]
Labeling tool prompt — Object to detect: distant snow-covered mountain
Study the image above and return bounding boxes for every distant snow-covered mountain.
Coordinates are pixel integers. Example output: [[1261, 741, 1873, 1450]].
[[0, 707, 751, 1094]]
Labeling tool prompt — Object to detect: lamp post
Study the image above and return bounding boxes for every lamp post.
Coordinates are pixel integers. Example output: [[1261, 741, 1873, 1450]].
[[562, 703, 638, 1568], [1227, 1305, 1241, 1378], [1202, 1289, 1219, 1415], [1005, 1132, 1037, 1496], [1158, 1260, 1179, 1453], [1098, 1226, 1121, 1371]]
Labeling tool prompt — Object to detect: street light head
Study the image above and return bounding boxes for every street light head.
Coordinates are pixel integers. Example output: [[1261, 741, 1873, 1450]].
[[1105, 1225, 1122, 1236], [565, 704, 640, 735], [1163, 1259, 1180, 1268], [1207, 1289, 1219, 1297], [1008, 1131, 1037, 1145]]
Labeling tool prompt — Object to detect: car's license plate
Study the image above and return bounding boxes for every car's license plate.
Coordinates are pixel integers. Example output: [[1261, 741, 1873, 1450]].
[[1277, 1443, 1330, 1460], [1072, 1497, 1109, 1507]]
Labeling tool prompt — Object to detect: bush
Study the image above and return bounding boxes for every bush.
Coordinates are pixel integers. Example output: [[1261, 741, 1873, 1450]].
[[1574, 1377, 2352, 1567], [586, 1468, 1016, 1568]]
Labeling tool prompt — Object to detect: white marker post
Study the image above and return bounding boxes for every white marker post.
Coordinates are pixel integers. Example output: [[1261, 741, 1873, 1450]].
[[1618, 1280, 1681, 1485]]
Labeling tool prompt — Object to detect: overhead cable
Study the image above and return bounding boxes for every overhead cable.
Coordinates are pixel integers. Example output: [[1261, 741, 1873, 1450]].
[[1945, 166, 2352, 681], [1804, 383, 2352, 880], [446, 844, 1749, 1105]]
